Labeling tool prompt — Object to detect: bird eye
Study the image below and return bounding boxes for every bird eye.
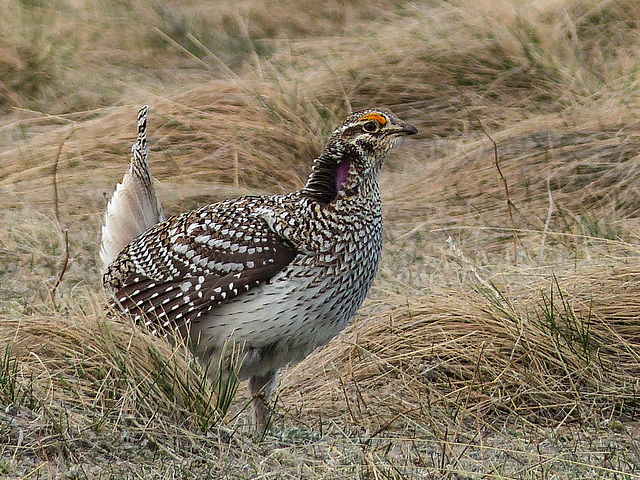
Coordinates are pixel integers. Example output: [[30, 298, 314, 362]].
[[362, 121, 378, 133]]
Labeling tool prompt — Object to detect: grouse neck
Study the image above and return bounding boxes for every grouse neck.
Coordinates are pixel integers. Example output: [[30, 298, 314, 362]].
[[301, 146, 361, 204]]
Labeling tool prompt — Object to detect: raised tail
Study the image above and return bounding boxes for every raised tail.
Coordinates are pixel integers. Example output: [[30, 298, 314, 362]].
[[100, 106, 165, 270]]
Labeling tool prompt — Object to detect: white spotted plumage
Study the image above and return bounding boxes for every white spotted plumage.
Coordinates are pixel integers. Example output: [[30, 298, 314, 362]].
[[102, 107, 418, 431]]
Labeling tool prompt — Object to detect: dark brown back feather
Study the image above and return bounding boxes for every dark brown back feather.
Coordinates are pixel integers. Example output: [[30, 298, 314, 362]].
[[105, 198, 299, 332]]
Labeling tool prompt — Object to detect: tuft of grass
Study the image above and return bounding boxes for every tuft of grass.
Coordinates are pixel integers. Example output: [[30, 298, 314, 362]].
[[0, 303, 245, 437], [535, 274, 594, 365], [0, 347, 38, 413]]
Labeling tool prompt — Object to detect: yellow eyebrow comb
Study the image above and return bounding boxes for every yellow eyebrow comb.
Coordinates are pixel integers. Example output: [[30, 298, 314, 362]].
[[358, 112, 387, 125]]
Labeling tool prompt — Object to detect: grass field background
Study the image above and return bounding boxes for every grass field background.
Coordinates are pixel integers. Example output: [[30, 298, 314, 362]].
[[2, 0, 640, 478]]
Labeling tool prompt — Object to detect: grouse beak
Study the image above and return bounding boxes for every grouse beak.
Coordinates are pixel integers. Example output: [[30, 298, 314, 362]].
[[397, 122, 418, 136]]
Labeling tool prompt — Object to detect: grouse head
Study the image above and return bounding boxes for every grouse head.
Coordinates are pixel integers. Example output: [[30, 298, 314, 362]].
[[302, 109, 418, 204]]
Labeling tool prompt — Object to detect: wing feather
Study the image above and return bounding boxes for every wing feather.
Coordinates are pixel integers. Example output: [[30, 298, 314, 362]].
[[104, 198, 298, 332]]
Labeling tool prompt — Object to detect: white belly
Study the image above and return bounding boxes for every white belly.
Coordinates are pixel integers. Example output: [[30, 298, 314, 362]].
[[189, 260, 375, 379]]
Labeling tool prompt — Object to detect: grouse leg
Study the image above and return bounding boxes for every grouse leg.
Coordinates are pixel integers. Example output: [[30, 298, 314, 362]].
[[248, 369, 278, 433]]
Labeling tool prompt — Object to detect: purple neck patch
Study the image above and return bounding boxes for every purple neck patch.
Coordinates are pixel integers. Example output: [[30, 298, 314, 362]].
[[335, 159, 351, 192]]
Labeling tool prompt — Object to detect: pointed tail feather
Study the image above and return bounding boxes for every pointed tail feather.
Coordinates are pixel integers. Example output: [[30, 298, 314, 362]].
[[100, 106, 165, 270]]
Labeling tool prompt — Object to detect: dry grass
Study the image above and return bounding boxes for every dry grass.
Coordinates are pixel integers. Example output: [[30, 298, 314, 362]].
[[284, 266, 640, 428], [2, 0, 640, 478]]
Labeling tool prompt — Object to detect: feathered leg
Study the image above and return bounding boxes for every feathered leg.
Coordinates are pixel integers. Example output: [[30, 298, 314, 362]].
[[249, 369, 278, 434]]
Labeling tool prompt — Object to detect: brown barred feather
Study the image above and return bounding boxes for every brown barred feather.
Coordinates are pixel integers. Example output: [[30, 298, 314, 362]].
[[101, 107, 418, 431]]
